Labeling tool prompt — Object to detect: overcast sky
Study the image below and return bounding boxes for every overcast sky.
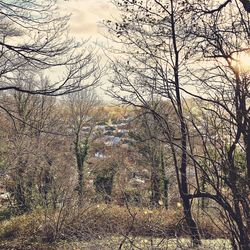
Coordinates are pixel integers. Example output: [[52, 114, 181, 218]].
[[59, 0, 116, 39], [59, 0, 117, 101]]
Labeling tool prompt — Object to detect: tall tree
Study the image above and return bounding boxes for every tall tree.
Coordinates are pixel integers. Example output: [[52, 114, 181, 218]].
[[131, 106, 171, 208], [65, 89, 100, 206], [181, 1, 250, 248], [105, 0, 201, 246]]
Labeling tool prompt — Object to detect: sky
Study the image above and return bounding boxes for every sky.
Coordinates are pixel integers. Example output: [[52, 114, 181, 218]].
[[59, 0, 117, 102], [59, 0, 116, 39]]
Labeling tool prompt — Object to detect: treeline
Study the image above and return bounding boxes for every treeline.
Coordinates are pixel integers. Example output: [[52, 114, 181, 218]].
[[0, 0, 250, 250]]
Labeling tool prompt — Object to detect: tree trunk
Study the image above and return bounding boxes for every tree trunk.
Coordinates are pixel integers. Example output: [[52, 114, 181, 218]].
[[176, 77, 201, 247], [151, 160, 161, 207], [75, 136, 89, 207], [170, 0, 201, 244], [78, 169, 84, 206], [245, 127, 250, 189], [160, 150, 169, 209]]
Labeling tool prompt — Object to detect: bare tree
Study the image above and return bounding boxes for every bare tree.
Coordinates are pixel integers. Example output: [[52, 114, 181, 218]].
[[131, 106, 172, 209], [200, 0, 250, 13], [0, 0, 101, 209], [106, 0, 250, 248], [176, 1, 250, 248], [65, 89, 100, 206], [0, 0, 100, 96], [105, 0, 202, 246], [0, 80, 75, 213]]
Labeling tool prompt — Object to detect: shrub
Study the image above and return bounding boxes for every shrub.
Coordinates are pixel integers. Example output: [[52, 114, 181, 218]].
[[0, 210, 42, 240], [0, 207, 12, 221], [0, 204, 227, 248], [62, 204, 182, 240]]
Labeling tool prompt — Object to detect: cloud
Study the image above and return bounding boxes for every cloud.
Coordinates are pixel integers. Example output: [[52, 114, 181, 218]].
[[58, 0, 118, 102], [59, 0, 117, 38]]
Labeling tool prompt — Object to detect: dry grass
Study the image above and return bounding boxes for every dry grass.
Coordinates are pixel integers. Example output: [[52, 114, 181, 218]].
[[0, 204, 228, 249], [62, 204, 181, 240], [55, 237, 232, 250]]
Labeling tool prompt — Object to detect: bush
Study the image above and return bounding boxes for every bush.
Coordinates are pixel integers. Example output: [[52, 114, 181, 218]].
[[0, 208, 12, 221], [196, 212, 227, 239], [0, 210, 42, 240], [62, 204, 183, 240], [0, 204, 226, 249]]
